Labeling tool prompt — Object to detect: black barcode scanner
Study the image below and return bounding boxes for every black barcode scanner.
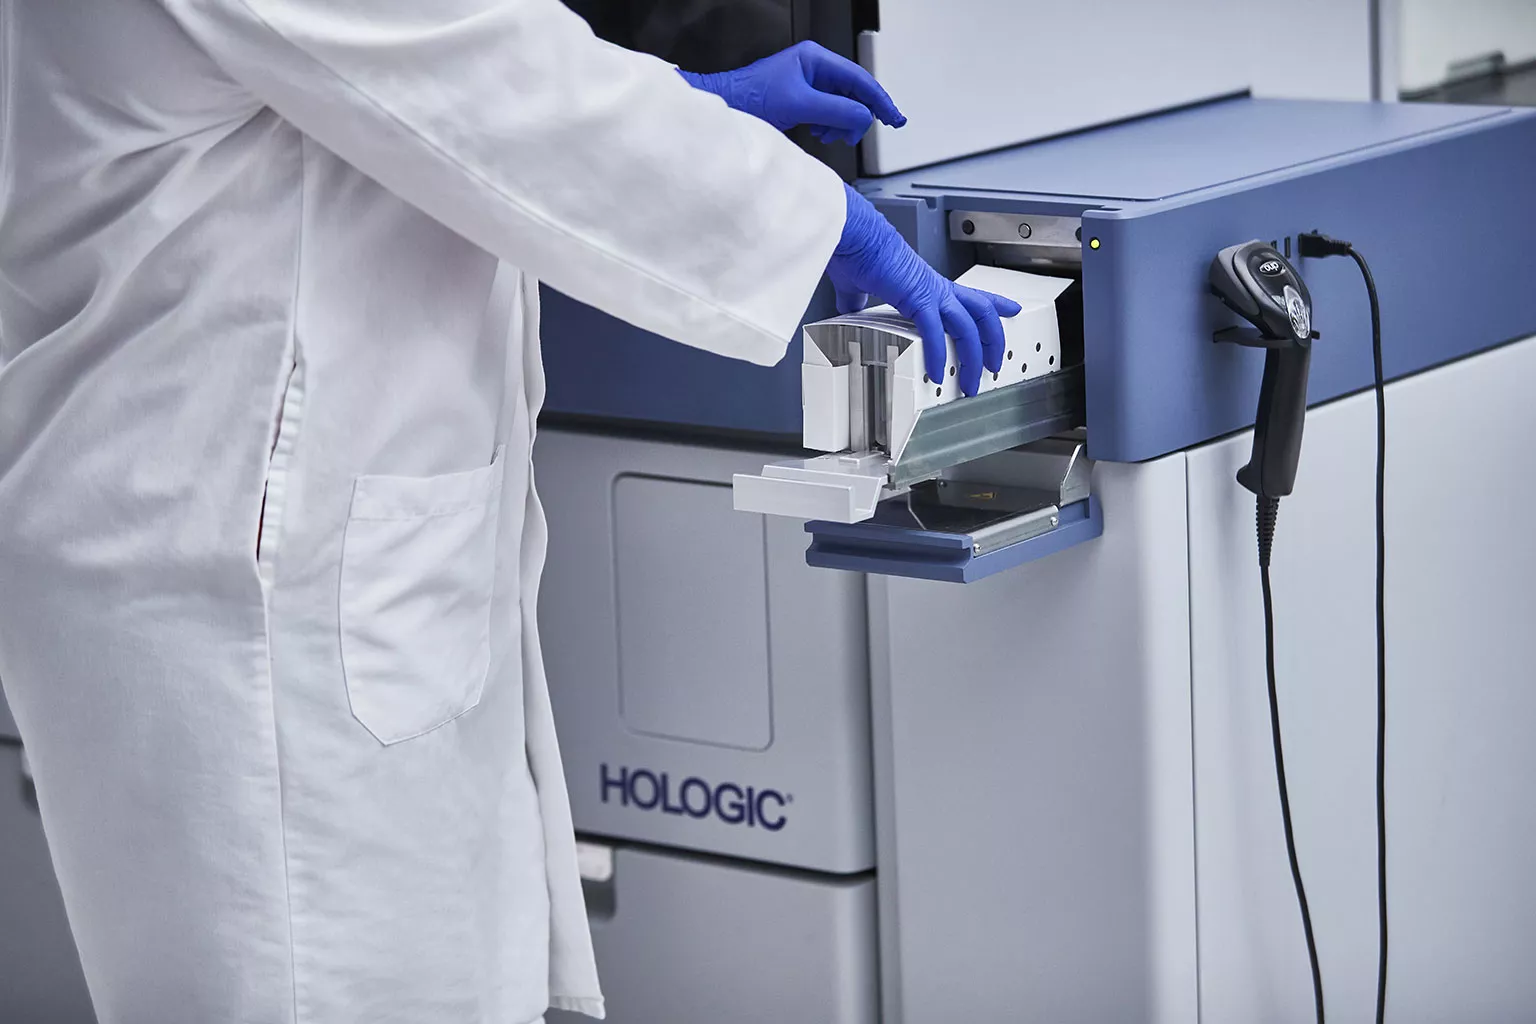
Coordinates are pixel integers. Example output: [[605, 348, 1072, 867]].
[[1209, 241, 1319, 499], [1209, 234, 1388, 1024]]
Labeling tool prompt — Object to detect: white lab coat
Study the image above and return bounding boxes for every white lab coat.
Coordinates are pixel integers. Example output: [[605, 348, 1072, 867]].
[[0, 1, 843, 1021]]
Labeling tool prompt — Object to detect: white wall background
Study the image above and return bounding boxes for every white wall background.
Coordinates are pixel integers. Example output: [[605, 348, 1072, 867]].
[[1397, 0, 1536, 91], [861, 0, 1379, 175], [1249, 0, 1378, 103], [858, 0, 1536, 174]]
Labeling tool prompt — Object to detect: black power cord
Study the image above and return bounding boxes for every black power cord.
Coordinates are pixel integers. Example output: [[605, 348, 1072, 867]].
[[1297, 230, 1388, 1024], [1257, 491, 1326, 1024]]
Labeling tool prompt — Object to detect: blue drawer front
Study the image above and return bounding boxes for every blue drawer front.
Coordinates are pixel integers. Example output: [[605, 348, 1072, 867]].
[[806, 497, 1104, 584]]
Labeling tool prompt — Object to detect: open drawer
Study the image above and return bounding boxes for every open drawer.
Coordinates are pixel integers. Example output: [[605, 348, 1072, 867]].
[[759, 434, 1102, 584], [732, 266, 1103, 583]]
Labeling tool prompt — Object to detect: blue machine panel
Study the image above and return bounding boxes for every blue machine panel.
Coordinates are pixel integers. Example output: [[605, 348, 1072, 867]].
[[541, 98, 1536, 462], [540, 278, 837, 438], [871, 98, 1536, 463], [906, 98, 1498, 201]]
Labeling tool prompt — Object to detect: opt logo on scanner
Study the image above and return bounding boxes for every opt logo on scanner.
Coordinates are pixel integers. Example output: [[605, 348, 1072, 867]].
[[600, 764, 790, 831]]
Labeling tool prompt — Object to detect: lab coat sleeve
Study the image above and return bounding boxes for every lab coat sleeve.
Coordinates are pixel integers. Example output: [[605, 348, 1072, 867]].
[[157, 0, 848, 366]]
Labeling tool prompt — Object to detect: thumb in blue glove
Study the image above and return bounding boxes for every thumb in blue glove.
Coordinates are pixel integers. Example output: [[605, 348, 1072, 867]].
[[679, 41, 905, 145], [827, 185, 1022, 397]]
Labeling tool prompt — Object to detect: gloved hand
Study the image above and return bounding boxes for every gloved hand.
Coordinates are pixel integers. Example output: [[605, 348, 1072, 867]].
[[678, 41, 905, 145], [828, 185, 1022, 396]]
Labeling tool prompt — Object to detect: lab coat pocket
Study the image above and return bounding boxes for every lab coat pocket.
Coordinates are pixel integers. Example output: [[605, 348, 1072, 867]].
[[340, 447, 506, 745]]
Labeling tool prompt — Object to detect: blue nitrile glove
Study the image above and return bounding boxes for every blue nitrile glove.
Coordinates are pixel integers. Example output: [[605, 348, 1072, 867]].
[[678, 41, 906, 146], [827, 185, 1022, 397]]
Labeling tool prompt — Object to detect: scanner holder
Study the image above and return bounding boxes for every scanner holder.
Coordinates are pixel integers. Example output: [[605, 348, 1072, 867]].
[[1213, 325, 1321, 350], [1209, 241, 1320, 500]]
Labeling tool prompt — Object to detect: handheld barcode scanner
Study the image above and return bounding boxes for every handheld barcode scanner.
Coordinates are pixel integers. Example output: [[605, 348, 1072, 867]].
[[1205, 227, 1392, 1024], [1209, 241, 1319, 499]]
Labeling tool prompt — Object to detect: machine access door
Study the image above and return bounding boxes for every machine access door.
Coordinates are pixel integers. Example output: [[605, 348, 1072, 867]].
[[535, 429, 876, 874]]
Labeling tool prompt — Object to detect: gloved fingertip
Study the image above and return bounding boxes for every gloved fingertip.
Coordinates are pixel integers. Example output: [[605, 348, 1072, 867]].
[[833, 286, 869, 314], [993, 296, 1023, 317], [889, 112, 908, 128]]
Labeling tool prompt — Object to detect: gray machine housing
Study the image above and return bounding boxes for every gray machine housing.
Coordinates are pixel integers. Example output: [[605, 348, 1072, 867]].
[[539, 329, 1536, 1022], [536, 432, 883, 1024], [535, 432, 875, 875], [532, 97, 1536, 1024]]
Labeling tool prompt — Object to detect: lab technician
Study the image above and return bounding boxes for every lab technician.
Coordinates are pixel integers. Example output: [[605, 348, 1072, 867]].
[[0, 2, 1019, 1022]]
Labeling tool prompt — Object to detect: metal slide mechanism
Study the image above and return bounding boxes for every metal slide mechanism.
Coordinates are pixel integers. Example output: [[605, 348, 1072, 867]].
[[732, 266, 1103, 582]]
